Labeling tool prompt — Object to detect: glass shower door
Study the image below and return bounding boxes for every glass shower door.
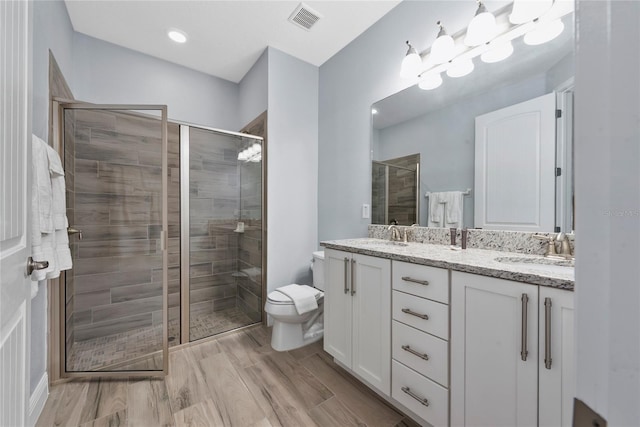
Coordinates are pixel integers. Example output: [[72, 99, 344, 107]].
[[58, 102, 168, 376], [181, 125, 264, 342]]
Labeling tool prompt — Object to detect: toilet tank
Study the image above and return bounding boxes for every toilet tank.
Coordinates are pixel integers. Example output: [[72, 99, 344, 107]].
[[311, 251, 325, 291]]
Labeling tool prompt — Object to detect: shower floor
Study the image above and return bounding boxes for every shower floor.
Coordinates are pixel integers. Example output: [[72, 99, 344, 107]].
[[66, 307, 256, 372]]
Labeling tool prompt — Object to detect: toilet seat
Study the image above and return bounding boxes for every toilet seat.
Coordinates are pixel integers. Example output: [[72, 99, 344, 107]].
[[267, 286, 323, 305]]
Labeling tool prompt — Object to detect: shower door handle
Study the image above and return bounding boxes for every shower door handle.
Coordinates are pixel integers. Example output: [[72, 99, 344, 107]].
[[67, 227, 83, 240]]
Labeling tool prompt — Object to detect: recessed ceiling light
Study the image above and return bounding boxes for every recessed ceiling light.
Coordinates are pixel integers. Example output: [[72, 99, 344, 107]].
[[168, 29, 187, 44]]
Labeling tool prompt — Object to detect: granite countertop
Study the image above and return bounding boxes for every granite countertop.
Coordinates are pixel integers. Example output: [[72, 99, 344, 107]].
[[320, 238, 574, 291]]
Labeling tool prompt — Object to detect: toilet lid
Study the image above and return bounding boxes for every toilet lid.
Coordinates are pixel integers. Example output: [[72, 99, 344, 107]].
[[267, 285, 323, 304]]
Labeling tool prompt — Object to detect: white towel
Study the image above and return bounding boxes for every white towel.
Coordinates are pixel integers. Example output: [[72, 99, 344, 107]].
[[427, 192, 444, 227], [30, 135, 72, 283], [443, 191, 464, 228], [275, 284, 320, 315]]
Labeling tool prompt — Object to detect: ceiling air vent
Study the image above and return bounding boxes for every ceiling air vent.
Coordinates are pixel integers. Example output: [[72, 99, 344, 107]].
[[288, 2, 322, 31]]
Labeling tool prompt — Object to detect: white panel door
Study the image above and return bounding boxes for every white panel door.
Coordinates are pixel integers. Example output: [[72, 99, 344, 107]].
[[0, 1, 32, 425], [539, 288, 575, 427], [351, 253, 390, 394], [451, 272, 538, 427], [323, 249, 352, 367], [475, 92, 556, 231]]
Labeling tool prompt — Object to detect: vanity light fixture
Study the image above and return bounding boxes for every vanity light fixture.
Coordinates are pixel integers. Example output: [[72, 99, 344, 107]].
[[401, 0, 573, 90], [481, 40, 514, 63], [400, 41, 422, 78], [523, 18, 564, 45], [447, 58, 475, 78], [167, 29, 188, 43], [509, 0, 553, 24], [418, 72, 443, 90], [464, 1, 498, 47], [430, 22, 456, 65]]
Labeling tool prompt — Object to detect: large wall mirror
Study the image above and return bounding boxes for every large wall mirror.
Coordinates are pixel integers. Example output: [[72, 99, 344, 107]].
[[371, 9, 574, 232]]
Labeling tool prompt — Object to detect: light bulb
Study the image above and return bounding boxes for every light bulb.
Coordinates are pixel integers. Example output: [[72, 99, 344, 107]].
[[510, 0, 553, 24], [464, 2, 498, 47], [400, 41, 422, 78], [481, 40, 514, 63], [524, 19, 564, 45], [418, 73, 443, 90], [167, 29, 187, 43], [430, 22, 455, 64], [447, 58, 475, 78]]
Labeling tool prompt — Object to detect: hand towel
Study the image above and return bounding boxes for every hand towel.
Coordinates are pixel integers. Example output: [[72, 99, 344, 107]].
[[427, 192, 444, 227], [443, 191, 464, 228], [275, 284, 320, 315]]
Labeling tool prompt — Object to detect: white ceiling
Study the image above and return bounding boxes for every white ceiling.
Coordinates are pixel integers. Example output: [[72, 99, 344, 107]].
[[64, 0, 401, 83]]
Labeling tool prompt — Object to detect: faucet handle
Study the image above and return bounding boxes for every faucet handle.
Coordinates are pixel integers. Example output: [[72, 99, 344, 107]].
[[533, 234, 558, 256]]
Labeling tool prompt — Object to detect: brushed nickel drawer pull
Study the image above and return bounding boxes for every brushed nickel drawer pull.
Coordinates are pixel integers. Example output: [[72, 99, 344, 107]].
[[544, 297, 552, 369], [401, 345, 429, 360], [401, 276, 429, 286], [521, 293, 529, 361], [343, 258, 349, 294], [401, 308, 429, 320], [401, 386, 429, 407], [351, 258, 356, 296]]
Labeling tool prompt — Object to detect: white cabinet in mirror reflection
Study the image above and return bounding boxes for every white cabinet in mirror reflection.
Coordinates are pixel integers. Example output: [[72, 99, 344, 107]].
[[474, 92, 556, 232]]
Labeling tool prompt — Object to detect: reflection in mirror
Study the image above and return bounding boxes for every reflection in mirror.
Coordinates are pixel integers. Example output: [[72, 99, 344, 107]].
[[371, 11, 574, 231], [372, 154, 420, 225]]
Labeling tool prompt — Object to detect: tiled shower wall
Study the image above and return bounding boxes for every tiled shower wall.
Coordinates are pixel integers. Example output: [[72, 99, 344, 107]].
[[66, 110, 180, 348]]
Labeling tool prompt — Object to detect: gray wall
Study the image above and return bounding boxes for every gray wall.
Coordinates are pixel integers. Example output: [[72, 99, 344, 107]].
[[376, 73, 548, 228], [31, 0, 75, 394], [239, 49, 268, 128], [72, 33, 240, 130], [318, 1, 509, 241], [267, 47, 319, 296]]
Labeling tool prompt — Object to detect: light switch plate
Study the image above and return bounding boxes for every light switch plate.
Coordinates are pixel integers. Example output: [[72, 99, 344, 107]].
[[362, 204, 370, 219]]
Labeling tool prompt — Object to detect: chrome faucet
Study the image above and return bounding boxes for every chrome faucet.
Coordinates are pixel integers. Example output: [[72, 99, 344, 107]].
[[388, 224, 402, 242]]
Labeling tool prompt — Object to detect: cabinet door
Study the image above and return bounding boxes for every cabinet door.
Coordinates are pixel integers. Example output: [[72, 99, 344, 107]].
[[451, 272, 538, 427], [323, 249, 352, 366], [539, 288, 575, 427], [352, 254, 391, 394]]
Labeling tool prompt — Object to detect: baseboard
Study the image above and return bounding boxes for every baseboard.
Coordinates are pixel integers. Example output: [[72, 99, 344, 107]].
[[29, 373, 48, 427]]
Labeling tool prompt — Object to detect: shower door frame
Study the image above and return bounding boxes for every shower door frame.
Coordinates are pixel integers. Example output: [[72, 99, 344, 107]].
[[49, 99, 169, 380], [178, 122, 266, 343]]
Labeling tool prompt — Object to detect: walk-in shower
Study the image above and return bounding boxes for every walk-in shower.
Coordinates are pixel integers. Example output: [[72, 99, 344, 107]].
[[52, 101, 265, 377]]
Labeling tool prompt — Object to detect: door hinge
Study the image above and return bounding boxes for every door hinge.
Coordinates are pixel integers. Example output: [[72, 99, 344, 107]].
[[556, 109, 562, 118], [556, 167, 562, 177]]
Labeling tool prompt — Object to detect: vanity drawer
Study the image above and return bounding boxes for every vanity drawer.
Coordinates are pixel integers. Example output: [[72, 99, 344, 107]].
[[392, 360, 448, 427], [392, 321, 448, 387], [393, 291, 449, 340], [392, 261, 449, 303]]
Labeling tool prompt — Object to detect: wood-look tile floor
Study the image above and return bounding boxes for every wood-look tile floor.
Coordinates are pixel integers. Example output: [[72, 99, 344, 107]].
[[37, 325, 419, 427]]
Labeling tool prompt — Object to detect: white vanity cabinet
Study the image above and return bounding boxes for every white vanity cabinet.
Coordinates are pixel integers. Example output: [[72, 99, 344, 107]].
[[451, 271, 575, 427], [324, 248, 391, 394], [539, 287, 575, 427], [391, 261, 450, 427]]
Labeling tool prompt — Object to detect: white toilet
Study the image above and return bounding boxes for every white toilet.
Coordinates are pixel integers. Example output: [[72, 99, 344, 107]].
[[265, 251, 325, 351]]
